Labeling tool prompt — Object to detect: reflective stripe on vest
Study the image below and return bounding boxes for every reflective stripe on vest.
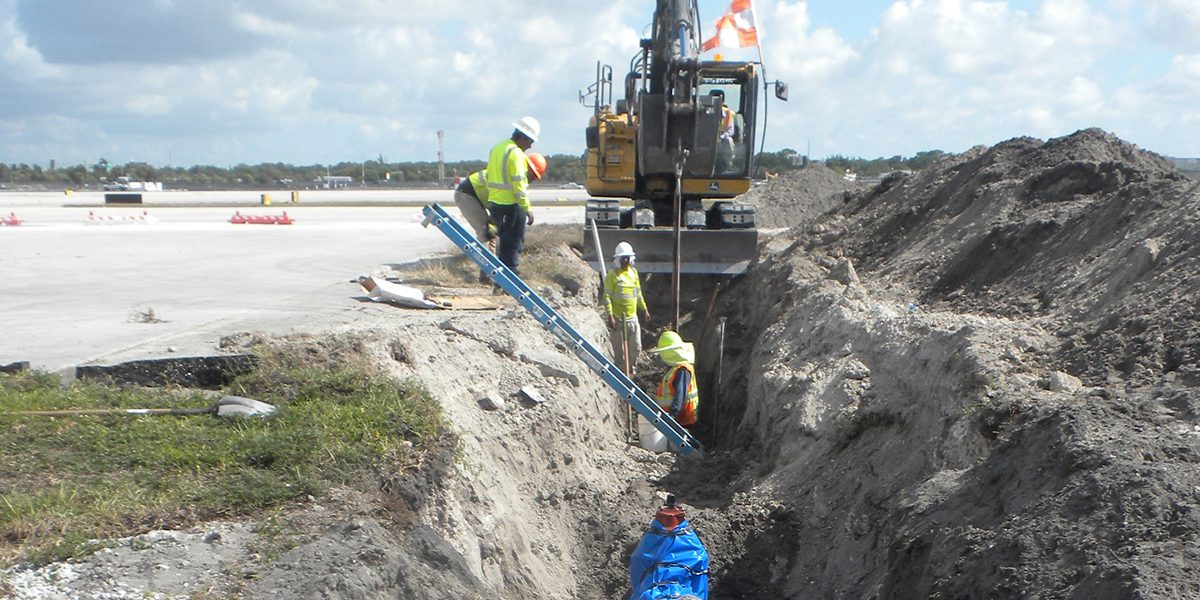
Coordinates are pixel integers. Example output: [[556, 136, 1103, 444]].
[[656, 362, 698, 425]]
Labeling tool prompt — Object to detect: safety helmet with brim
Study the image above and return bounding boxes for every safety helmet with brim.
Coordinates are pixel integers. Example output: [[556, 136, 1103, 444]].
[[613, 241, 636, 259], [513, 116, 541, 143], [526, 151, 547, 180], [649, 330, 695, 365]]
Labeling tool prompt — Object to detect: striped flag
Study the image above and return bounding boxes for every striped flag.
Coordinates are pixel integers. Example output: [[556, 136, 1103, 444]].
[[701, 0, 759, 52]]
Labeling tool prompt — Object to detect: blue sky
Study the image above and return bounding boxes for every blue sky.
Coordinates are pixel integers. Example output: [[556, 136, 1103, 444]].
[[1, 0, 1197, 167]]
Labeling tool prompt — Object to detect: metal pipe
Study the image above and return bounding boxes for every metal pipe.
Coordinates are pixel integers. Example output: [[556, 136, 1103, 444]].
[[714, 316, 727, 444], [672, 165, 683, 331], [589, 218, 607, 302]]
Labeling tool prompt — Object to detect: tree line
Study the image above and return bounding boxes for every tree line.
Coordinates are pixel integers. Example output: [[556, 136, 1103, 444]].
[[0, 149, 948, 189]]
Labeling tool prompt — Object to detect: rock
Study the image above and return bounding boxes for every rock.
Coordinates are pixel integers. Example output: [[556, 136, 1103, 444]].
[[519, 349, 581, 386], [519, 386, 547, 405], [829, 257, 860, 286], [0, 361, 30, 373], [1048, 371, 1083, 393], [479, 392, 506, 411], [1129, 238, 1163, 275]]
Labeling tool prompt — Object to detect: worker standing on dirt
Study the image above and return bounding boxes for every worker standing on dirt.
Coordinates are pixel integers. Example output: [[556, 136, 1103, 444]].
[[486, 116, 542, 276], [454, 152, 547, 281], [650, 331, 699, 427], [604, 241, 650, 375]]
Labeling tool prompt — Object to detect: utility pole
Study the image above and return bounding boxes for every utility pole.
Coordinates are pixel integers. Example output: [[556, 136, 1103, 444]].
[[437, 130, 445, 187]]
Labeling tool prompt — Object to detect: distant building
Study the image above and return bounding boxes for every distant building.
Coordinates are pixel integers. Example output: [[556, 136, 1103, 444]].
[[315, 176, 353, 189]]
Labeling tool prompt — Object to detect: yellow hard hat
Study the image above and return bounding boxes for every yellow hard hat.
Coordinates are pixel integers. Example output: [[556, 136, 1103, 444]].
[[654, 331, 684, 353], [650, 330, 694, 365]]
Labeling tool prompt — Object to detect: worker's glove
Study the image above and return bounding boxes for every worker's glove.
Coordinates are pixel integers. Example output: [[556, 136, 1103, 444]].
[[485, 223, 498, 241], [526, 210, 535, 226]]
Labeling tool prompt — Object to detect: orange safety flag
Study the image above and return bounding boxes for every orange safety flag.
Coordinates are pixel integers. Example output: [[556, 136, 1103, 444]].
[[701, 0, 759, 52]]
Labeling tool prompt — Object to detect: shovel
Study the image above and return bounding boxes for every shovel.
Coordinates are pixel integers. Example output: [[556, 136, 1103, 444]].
[[6, 395, 276, 419]]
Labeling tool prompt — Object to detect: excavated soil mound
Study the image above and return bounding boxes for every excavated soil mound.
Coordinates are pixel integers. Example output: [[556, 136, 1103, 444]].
[[742, 165, 859, 228], [695, 128, 1200, 598]]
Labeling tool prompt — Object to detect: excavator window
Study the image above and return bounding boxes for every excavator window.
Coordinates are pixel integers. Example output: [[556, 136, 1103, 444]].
[[699, 81, 749, 177]]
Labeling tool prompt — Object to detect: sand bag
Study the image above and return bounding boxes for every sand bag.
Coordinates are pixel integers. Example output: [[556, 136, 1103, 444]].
[[362, 276, 440, 309]]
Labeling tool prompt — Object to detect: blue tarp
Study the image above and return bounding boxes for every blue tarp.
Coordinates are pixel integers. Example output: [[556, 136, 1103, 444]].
[[629, 516, 710, 600]]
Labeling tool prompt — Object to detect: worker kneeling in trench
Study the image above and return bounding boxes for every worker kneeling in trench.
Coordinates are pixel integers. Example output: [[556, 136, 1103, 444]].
[[636, 331, 700, 452]]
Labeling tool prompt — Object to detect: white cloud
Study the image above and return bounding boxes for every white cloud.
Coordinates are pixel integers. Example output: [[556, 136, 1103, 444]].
[[0, 0, 1197, 165], [1143, 0, 1200, 52]]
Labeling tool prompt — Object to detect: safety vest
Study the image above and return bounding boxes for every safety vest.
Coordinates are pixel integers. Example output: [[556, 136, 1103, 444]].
[[604, 266, 646, 319], [467, 170, 488, 201], [485, 139, 530, 210], [719, 106, 735, 140], [656, 362, 699, 426]]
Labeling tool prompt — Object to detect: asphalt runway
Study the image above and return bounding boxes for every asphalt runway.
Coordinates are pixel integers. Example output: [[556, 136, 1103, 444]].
[[0, 189, 589, 373]]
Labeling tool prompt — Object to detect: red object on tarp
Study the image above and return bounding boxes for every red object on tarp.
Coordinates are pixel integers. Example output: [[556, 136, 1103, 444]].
[[0, 212, 22, 226], [654, 506, 686, 531]]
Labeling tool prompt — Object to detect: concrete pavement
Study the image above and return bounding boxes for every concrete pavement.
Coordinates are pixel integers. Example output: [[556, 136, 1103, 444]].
[[0, 191, 586, 373]]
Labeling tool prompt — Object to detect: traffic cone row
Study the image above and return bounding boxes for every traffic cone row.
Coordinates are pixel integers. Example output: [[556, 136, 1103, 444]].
[[85, 210, 159, 224], [229, 211, 294, 225]]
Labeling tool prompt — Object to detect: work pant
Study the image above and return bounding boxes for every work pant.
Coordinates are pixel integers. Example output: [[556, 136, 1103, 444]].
[[452, 190, 492, 242], [610, 316, 641, 375], [488, 202, 526, 276], [454, 191, 494, 281]]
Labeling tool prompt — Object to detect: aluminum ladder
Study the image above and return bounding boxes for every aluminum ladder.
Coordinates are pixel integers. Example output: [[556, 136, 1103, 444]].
[[421, 203, 702, 454]]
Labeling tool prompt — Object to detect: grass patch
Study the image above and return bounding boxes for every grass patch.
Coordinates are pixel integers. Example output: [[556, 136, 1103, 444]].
[[0, 344, 450, 567]]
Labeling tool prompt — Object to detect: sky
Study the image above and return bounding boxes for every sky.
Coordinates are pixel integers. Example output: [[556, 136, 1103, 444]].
[[1, 0, 1197, 168]]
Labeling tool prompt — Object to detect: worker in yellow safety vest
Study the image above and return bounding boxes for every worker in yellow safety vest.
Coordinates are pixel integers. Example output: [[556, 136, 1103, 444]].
[[486, 116, 541, 276], [711, 89, 737, 173], [650, 330, 699, 427], [603, 241, 650, 375], [454, 151, 547, 282]]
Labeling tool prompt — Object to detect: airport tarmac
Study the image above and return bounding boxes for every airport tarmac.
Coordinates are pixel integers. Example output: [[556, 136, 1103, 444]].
[[0, 189, 588, 374]]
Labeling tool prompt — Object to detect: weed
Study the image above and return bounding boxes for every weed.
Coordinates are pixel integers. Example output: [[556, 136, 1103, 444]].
[[128, 306, 165, 323]]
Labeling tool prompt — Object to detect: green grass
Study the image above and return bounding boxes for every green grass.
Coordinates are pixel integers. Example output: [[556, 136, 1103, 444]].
[[0, 346, 450, 566]]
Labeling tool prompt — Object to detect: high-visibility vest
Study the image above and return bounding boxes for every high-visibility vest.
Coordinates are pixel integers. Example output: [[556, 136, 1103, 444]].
[[604, 266, 646, 319], [467, 170, 488, 201], [485, 139, 530, 210], [656, 362, 699, 426], [719, 106, 735, 140]]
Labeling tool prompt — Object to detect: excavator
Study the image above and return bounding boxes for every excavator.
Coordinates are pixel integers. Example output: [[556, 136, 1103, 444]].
[[580, 0, 787, 279]]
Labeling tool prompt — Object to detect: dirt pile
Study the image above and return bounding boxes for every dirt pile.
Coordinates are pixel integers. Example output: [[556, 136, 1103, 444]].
[[695, 128, 1200, 597], [742, 164, 859, 228]]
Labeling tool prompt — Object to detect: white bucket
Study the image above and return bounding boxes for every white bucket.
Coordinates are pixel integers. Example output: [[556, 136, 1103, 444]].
[[638, 415, 670, 453]]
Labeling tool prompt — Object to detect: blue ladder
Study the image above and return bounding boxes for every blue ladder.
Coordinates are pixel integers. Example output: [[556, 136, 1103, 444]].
[[421, 203, 702, 455]]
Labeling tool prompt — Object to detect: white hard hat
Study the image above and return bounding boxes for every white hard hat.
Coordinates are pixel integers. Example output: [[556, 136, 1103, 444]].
[[513, 116, 541, 142], [613, 241, 635, 259]]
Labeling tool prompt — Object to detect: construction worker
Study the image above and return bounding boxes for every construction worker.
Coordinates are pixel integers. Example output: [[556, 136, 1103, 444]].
[[454, 152, 547, 281], [486, 116, 541, 276], [604, 241, 650, 375], [649, 331, 699, 427], [711, 90, 736, 173], [454, 152, 548, 242]]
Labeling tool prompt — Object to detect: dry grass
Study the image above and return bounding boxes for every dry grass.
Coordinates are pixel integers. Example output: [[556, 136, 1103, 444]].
[[399, 223, 585, 289]]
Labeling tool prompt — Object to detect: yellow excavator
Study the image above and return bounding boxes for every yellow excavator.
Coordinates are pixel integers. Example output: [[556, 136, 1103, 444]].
[[580, 0, 787, 280]]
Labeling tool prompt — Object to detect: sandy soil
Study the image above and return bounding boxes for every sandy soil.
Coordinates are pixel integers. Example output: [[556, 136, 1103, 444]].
[[5, 128, 1199, 599]]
